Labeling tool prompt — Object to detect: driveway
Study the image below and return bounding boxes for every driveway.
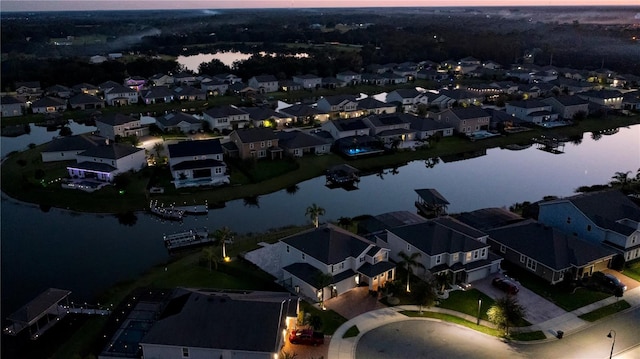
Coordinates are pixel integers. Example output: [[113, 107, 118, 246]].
[[324, 287, 387, 319], [472, 275, 567, 325]]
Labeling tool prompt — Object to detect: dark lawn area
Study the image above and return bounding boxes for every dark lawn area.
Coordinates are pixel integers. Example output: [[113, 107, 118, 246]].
[[437, 289, 495, 322], [623, 259, 640, 282], [299, 301, 347, 335], [578, 300, 631, 322]]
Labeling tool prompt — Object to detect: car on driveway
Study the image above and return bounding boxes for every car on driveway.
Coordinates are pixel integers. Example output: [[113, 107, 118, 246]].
[[289, 329, 324, 345], [492, 277, 519, 295], [592, 272, 627, 295]]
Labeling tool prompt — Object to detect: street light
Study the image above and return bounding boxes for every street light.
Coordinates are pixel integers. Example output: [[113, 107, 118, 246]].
[[477, 297, 482, 325], [607, 330, 616, 359]]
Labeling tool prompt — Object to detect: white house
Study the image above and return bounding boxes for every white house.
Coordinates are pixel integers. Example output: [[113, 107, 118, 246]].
[[292, 74, 322, 89], [505, 100, 559, 125], [248, 75, 279, 93], [103, 84, 138, 106], [167, 139, 229, 188], [321, 117, 371, 140], [95, 113, 147, 140], [202, 105, 250, 132], [66, 142, 146, 182]]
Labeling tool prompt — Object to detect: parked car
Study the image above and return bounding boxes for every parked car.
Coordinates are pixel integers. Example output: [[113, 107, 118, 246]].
[[289, 329, 324, 345], [492, 277, 519, 295], [591, 272, 627, 295]]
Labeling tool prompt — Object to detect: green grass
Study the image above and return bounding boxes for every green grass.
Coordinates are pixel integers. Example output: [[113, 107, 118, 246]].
[[623, 259, 640, 282], [509, 330, 547, 341], [299, 301, 347, 335], [343, 325, 360, 338], [578, 300, 631, 322], [402, 311, 502, 337], [437, 289, 495, 321]]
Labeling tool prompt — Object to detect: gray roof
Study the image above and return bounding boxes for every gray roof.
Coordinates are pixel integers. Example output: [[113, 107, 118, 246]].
[[171, 159, 225, 171], [31, 97, 66, 108], [454, 208, 525, 231], [279, 104, 319, 117], [1, 95, 24, 105], [251, 75, 278, 83], [69, 93, 103, 105], [68, 161, 117, 172], [488, 220, 617, 270], [233, 128, 278, 143], [415, 188, 450, 206], [448, 107, 490, 120], [78, 143, 143, 160], [242, 106, 286, 121], [282, 224, 375, 265], [333, 118, 368, 132], [367, 113, 411, 127], [543, 190, 640, 236], [141, 289, 295, 352], [276, 130, 328, 149], [283, 262, 357, 287], [157, 112, 201, 127], [44, 134, 102, 152], [204, 105, 248, 119], [409, 117, 453, 131], [390, 88, 421, 98], [358, 261, 396, 277], [439, 89, 479, 100], [507, 100, 549, 108], [389, 217, 488, 256], [141, 86, 174, 99], [168, 139, 223, 158], [104, 83, 136, 94], [357, 211, 427, 235], [96, 113, 137, 126], [173, 85, 206, 96], [579, 89, 624, 99], [7, 288, 71, 324], [321, 94, 357, 106]]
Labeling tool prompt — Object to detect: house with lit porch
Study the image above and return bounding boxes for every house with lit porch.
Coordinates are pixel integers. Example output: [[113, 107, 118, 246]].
[[66, 142, 146, 182], [278, 224, 396, 302], [167, 139, 229, 188]]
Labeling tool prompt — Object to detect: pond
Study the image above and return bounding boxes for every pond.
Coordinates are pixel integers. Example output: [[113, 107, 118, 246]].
[[177, 51, 309, 72]]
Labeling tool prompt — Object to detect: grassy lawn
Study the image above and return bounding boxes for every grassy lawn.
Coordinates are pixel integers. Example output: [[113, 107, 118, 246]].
[[343, 325, 360, 338], [502, 262, 612, 311], [437, 289, 495, 322], [402, 311, 501, 337], [299, 301, 347, 335], [509, 331, 547, 341], [578, 300, 631, 322], [623, 259, 640, 282]]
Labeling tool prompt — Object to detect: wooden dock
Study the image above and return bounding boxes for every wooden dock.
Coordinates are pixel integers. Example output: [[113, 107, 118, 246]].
[[164, 227, 212, 250], [149, 200, 185, 220]]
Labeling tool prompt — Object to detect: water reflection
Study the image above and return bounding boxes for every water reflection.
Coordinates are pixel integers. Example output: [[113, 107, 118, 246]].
[[177, 51, 310, 72]]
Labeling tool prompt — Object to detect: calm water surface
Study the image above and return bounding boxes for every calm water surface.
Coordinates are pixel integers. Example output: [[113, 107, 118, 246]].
[[177, 51, 310, 72], [1, 125, 639, 315]]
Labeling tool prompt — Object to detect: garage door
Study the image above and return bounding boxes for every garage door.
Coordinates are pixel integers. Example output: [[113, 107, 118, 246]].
[[467, 267, 491, 283]]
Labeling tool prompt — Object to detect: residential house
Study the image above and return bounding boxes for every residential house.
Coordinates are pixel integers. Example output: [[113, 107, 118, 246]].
[[578, 89, 624, 109], [360, 73, 386, 86], [321, 117, 371, 140], [379, 217, 502, 284], [393, 65, 418, 81], [67, 142, 146, 182], [456, 56, 481, 74], [140, 86, 174, 104], [200, 77, 229, 96], [362, 113, 415, 145], [227, 127, 281, 160], [357, 211, 427, 236], [356, 97, 397, 116], [542, 95, 590, 120], [407, 116, 454, 140], [14, 81, 43, 101], [551, 78, 598, 94], [538, 190, 640, 263], [172, 85, 207, 101], [30, 97, 66, 114], [172, 72, 197, 86], [276, 129, 331, 157], [248, 75, 279, 93], [1, 95, 24, 117], [434, 107, 491, 134], [386, 89, 423, 113], [139, 288, 297, 359], [506, 68, 534, 82], [241, 106, 289, 128], [89, 55, 107, 64], [490, 81, 519, 95], [149, 73, 174, 87], [454, 207, 526, 232], [382, 72, 408, 85], [212, 73, 241, 84], [156, 112, 202, 133], [438, 89, 483, 107], [45, 84, 72, 99], [167, 139, 229, 188], [417, 68, 449, 81], [321, 77, 344, 89], [622, 92, 640, 111], [72, 83, 100, 96], [292, 74, 322, 89], [505, 100, 559, 125], [483, 60, 503, 70], [486, 108, 527, 131], [124, 76, 147, 91], [279, 224, 396, 301], [336, 71, 362, 85], [203, 105, 250, 132], [278, 103, 328, 126], [41, 134, 102, 162], [279, 80, 303, 92], [95, 113, 147, 140], [487, 220, 617, 284], [316, 95, 359, 118], [69, 93, 104, 110], [101, 83, 138, 106]]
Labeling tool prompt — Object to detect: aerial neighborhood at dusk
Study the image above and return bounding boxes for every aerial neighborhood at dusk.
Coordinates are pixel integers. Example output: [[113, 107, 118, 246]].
[[1, 3, 640, 359]]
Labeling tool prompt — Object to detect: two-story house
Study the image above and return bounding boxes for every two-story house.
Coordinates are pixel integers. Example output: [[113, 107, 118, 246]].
[[505, 100, 559, 125], [102, 83, 139, 106], [227, 128, 281, 160], [362, 113, 415, 145], [148, 73, 174, 87], [386, 89, 423, 113], [156, 112, 202, 133], [434, 107, 491, 135], [248, 75, 279, 93], [66, 141, 146, 182], [538, 190, 640, 263], [277, 103, 328, 126], [167, 139, 229, 188], [356, 97, 397, 116], [578, 89, 624, 110], [336, 71, 362, 85], [379, 217, 502, 285], [95, 113, 147, 140], [292, 74, 322, 89], [203, 105, 250, 132], [316, 95, 359, 119], [279, 224, 396, 301], [0, 95, 24, 117], [541, 95, 590, 120], [321, 117, 371, 140]]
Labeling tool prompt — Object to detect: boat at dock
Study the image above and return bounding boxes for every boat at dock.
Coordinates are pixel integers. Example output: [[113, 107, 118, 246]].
[[163, 227, 212, 250], [149, 200, 185, 220]]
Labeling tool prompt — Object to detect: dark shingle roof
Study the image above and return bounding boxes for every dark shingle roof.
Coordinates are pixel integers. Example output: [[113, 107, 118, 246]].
[[157, 112, 201, 127], [31, 97, 66, 107], [389, 217, 487, 256], [333, 118, 368, 131], [141, 289, 294, 352], [96, 113, 137, 126], [367, 113, 411, 127], [357, 97, 391, 110], [455, 208, 525, 231], [321, 94, 357, 106], [233, 128, 277, 143], [44, 134, 101, 152], [78, 143, 143, 160], [415, 188, 450, 206], [252, 75, 278, 83], [357, 211, 426, 235], [204, 105, 248, 118], [488, 220, 617, 270], [276, 130, 328, 149], [507, 100, 549, 108], [1, 95, 24, 105], [68, 161, 117, 172], [448, 107, 490, 120], [168, 139, 223, 158], [282, 224, 375, 265], [171, 159, 225, 171], [278, 104, 319, 117], [242, 107, 286, 121], [104, 84, 136, 94], [69, 93, 103, 105], [358, 261, 396, 277], [391, 88, 421, 98], [409, 117, 453, 131], [141, 86, 174, 99]]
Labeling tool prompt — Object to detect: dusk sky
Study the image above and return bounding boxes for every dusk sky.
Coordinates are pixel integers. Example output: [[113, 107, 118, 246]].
[[1, 0, 638, 12]]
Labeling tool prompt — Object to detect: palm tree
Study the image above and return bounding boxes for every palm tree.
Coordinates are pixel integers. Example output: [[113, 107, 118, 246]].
[[153, 142, 165, 157], [397, 251, 426, 292], [202, 246, 219, 271], [412, 280, 437, 313], [306, 203, 326, 228], [487, 296, 527, 336], [214, 226, 234, 260], [435, 273, 449, 294], [611, 171, 632, 189], [337, 216, 353, 229], [315, 272, 333, 309]]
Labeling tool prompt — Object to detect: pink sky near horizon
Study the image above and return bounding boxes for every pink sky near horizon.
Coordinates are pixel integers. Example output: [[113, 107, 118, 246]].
[[2, 0, 638, 12]]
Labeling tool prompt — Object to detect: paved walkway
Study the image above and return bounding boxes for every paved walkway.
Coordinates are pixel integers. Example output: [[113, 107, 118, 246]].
[[327, 285, 640, 359]]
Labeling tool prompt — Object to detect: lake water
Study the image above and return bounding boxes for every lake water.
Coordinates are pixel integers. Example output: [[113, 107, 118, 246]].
[[177, 51, 309, 72], [1, 125, 639, 316]]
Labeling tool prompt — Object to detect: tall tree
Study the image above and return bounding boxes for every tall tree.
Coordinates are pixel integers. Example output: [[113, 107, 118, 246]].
[[487, 296, 527, 336], [397, 251, 426, 292], [611, 171, 632, 189], [306, 203, 326, 228], [412, 280, 437, 313], [202, 245, 219, 272], [214, 226, 234, 259]]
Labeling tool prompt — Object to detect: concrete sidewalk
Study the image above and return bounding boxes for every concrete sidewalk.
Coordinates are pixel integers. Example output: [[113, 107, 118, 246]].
[[327, 286, 640, 359]]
